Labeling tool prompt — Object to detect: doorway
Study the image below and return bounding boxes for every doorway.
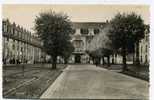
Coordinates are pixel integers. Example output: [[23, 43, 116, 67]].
[[75, 54, 81, 63]]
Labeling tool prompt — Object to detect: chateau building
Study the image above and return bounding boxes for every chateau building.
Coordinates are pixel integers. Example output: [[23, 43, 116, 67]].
[[2, 19, 46, 64], [69, 22, 106, 63]]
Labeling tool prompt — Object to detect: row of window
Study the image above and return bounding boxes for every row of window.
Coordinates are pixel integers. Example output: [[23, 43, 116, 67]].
[[3, 37, 42, 55], [3, 37, 44, 64], [2, 19, 42, 47], [73, 28, 100, 35]]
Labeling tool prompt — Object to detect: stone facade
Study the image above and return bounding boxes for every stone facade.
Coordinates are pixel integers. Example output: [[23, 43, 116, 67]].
[[69, 22, 106, 63], [138, 25, 150, 65], [2, 19, 46, 64]]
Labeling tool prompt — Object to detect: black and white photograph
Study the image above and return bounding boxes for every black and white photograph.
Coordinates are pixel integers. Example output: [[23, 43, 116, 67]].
[[2, 4, 150, 99]]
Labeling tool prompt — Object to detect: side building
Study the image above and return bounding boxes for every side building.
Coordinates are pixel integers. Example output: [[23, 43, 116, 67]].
[[2, 19, 46, 64], [137, 25, 150, 66]]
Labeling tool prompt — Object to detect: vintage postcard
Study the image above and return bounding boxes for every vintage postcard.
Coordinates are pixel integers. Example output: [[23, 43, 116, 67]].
[[1, 2, 151, 100]]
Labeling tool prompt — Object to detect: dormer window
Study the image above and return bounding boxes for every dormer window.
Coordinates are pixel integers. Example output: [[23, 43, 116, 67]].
[[80, 28, 89, 34], [94, 28, 100, 34]]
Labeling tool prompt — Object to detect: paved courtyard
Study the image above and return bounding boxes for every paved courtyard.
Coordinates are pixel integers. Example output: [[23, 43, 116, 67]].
[[41, 64, 149, 99]]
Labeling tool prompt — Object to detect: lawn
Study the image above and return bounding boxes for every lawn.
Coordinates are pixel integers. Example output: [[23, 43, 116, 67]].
[[3, 64, 67, 99], [98, 64, 149, 81]]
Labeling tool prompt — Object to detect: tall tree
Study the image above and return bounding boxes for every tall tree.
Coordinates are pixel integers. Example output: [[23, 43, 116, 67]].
[[87, 25, 112, 65], [129, 13, 145, 65], [109, 13, 145, 71], [34, 11, 73, 69]]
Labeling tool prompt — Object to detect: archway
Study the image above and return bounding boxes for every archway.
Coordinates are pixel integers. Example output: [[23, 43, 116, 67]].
[[75, 54, 81, 63]]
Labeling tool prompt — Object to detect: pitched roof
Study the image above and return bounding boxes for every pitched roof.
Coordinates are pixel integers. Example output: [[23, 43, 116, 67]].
[[72, 22, 107, 29]]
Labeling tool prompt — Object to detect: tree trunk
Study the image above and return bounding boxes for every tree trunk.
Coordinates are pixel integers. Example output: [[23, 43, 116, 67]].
[[114, 54, 117, 64], [135, 41, 140, 65], [102, 56, 105, 65], [98, 57, 101, 64], [64, 58, 68, 64], [107, 56, 110, 67], [92, 57, 95, 64], [122, 47, 127, 71], [133, 53, 135, 64], [52, 56, 57, 69], [112, 54, 114, 64]]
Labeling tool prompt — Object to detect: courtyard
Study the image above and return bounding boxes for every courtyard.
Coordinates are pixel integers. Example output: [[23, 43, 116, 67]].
[[3, 64, 149, 99]]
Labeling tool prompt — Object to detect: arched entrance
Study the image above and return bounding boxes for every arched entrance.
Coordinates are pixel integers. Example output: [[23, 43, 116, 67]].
[[75, 54, 81, 63]]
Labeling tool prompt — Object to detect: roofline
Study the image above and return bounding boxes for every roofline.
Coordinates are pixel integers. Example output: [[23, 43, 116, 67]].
[[72, 22, 106, 24]]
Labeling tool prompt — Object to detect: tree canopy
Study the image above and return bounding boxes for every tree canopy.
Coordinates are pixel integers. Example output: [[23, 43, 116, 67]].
[[34, 10, 74, 69], [109, 13, 145, 51], [108, 12, 145, 70], [87, 25, 112, 57]]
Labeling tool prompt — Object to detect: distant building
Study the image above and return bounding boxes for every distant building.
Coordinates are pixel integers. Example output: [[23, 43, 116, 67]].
[[69, 22, 106, 63], [137, 25, 150, 65], [2, 19, 46, 64]]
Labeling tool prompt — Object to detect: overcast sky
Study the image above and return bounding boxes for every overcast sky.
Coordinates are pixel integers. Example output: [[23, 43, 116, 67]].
[[2, 5, 149, 33]]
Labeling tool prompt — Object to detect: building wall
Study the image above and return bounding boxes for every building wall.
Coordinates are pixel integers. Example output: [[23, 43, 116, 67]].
[[2, 19, 46, 64], [70, 22, 106, 63], [138, 26, 149, 65]]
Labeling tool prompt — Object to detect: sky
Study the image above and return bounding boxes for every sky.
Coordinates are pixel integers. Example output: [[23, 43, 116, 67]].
[[2, 4, 149, 33]]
